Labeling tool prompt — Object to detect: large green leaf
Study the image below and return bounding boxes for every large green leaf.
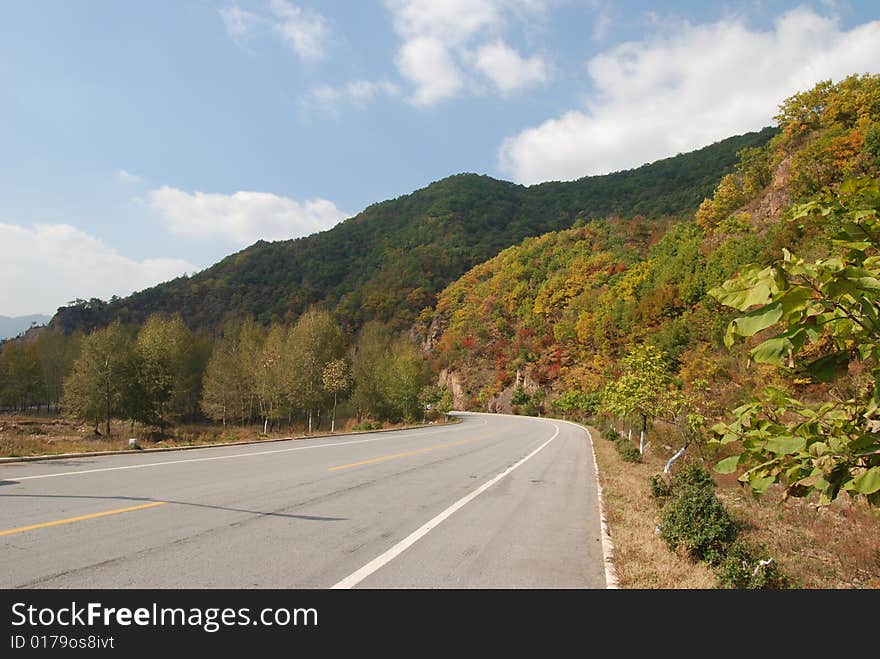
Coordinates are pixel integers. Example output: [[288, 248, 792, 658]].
[[764, 436, 806, 455], [715, 455, 741, 474], [750, 337, 791, 365], [726, 301, 783, 347], [851, 467, 880, 495], [709, 265, 776, 311]]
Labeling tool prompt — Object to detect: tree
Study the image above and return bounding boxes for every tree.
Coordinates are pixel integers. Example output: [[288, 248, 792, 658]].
[[384, 337, 432, 422], [351, 322, 393, 421], [0, 340, 43, 411], [135, 314, 195, 426], [322, 358, 350, 432], [34, 329, 80, 412], [255, 324, 288, 433], [61, 322, 135, 436], [286, 309, 344, 433], [602, 344, 675, 454], [200, 319, 262, 427], [201, 331, 237, 428], [709, 176, 880, 506]]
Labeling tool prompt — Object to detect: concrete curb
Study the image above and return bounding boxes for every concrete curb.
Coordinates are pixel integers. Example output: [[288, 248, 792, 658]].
[[0, 417, 461, 465]]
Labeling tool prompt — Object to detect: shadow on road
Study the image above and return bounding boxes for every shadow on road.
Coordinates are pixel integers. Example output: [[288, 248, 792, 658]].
[[0, 493, 347, 522]]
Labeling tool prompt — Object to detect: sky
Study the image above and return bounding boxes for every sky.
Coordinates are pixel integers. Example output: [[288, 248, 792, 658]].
[[1, 0, 879, 317]]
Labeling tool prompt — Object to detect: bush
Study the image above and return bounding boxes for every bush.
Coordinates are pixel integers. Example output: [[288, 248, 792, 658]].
[[601, 426, 619, 442], [659, 463, 737, 564], [615, 436, 642, 463], [714, 540, 793, 589], [650, 474, 672, 500], [352, 421, 383, 431]]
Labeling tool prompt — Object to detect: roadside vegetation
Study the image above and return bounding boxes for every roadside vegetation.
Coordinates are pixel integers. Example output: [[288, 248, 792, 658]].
[[0, 311, 454, 458]]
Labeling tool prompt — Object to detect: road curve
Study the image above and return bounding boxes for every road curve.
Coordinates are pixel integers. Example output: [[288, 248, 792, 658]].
[[0, 413, 606, 588]]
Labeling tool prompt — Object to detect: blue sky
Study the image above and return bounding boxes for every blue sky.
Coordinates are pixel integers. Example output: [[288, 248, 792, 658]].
[[1, 0, 879, 317]]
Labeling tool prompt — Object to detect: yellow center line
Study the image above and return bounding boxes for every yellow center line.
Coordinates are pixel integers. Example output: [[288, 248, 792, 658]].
[[328, 437, 483, 471], [0, 501, 168, 537]]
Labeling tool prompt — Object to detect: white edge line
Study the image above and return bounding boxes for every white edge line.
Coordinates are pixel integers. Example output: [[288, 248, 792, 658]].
[[8, 421, 483, 482], [582, 423, 620, 590], [331, 424, 560, 589]]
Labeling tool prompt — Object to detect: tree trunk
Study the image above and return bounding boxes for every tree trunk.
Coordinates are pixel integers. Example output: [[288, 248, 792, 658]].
[[331, 393, 337, 433], [639, 414, 647, 455], [308, 408, 313, 434]]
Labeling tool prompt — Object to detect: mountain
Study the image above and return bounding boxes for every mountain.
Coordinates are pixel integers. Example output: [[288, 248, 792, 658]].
[[50, 127, 777, 335], [0, 315, 50, 340]]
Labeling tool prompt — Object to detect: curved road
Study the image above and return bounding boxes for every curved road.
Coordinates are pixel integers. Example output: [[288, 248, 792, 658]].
[[0, 413, 607, 588]]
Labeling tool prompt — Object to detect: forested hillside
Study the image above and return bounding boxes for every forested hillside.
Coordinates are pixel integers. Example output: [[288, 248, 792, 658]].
[[50, 128, 774, 335], [428, 74, 880, 504]]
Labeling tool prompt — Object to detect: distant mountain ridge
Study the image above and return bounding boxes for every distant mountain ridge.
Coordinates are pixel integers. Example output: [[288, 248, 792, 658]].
[[0, 315, 50, 340], [50, 127, 777, 335]]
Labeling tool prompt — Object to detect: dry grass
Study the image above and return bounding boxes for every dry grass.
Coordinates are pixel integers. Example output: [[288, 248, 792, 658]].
[[0, 413, 446, 459], [718, 483, 880, 589], [588, 425, 716, 589], [588, 421, 880, 589]]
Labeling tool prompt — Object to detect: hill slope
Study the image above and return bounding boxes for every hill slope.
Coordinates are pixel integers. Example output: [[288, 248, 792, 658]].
[[427, 74, 880, 417], [50, 128, 776, 334]]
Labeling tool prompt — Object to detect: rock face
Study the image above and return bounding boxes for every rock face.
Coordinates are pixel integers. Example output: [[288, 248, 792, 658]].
[[437, 369, 467, 410]]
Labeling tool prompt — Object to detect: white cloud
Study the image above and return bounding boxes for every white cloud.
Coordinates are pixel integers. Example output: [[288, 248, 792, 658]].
[[396, 37, 464, 105], [269, 0, 331, 61], [0, 223, 197, 316], [148, 187, 347, 246], [306, 79, 400, 109], [384, 0, 549, 105], [474, 40, 548, 94], [219, 5, 261, 41], [115, 169, 143, 184], [499, 8, 880, 184]]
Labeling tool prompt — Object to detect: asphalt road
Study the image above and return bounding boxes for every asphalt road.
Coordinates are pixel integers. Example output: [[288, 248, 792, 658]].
[[0, 412, 607, 588]]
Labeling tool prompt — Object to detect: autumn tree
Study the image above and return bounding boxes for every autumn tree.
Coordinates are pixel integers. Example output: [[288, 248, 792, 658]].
[[61, 322, 136, 436], [135, 314, 197, 426], [201, 319, 263, 427], [322, 357, 350, 432], [255, 324, 288, 433], [286, 309, 344, 433], [602, 344, 675, 454]]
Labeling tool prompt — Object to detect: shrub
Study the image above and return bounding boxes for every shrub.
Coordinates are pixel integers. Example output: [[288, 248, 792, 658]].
[[615, 436, 642, 463], [659, 463, 737, 564], [601, 426, 619, 442], [714, 540, 792, 589], [352, 421, 383, 431], [650, 474, 672, 500]]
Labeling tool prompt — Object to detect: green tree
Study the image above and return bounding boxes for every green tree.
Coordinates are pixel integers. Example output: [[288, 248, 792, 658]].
[[200, 319, 262, 427], [602, 344, 675, 454], [61, 322, 135, 436], [384, 337, 432, 423], [710, 177, 880, 505], [135, 314, 196, 426], [351, 322, 394, 421]]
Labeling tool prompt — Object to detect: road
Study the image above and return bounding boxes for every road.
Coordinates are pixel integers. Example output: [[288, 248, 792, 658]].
[[0, 412, 607, 588]]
